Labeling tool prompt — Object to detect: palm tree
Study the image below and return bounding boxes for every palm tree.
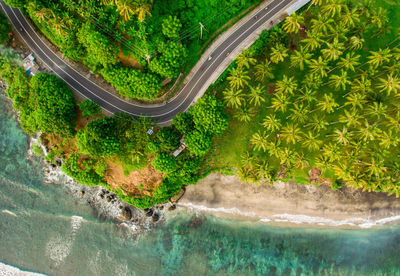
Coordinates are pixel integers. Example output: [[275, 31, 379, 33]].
[[337, 52, 360, 72], [367, 48, 392, 69], [275, 75, 298, 94], [340, 7, 360, 28], [302, 131, 322, 151], [344, 92, 367, 110], [241, 151, 257, 168], [363, 158, 386, 178], [282, 12, 304, 34], [115, 0, 135, 21], [366, 102, 387, 120], [302, 73, 323, 89], [328, 70, 349, 90], [281, 123, 303, 144], [333, 127, 351, 145], [133, 0, 152, 22], [377, 73, 400, 95], [315, 155, 332, 172], [322, 0, 346, 18], [248, 84, 265, 106], [322, 142, 341, 162], [308, 56, 329, 78], [227, 68, 250, 89], [349, 36, 365, 51], [271, 93, 290, 113], [290, 46, 312, 71], [255, 60, 274, 81], [317, 93, 338, 113], [321, 39, 344, 61], [262, 114, 282, 132], [255, 160, 274, 181], [298, 88, 317, 104], [101, 0, 115, 5], [223, 87, 244, 108], [302, 31, 323, 51], [310, 0, 324, 6], [305, 115, 329, 132], [379, 130, 400, 149], [288, 104, 309, 123], [350, 75, 372, 94], [234, 105, 253, 122], [357, 121, 381, 142], [339, 109, 361, 128], [236, 49, 257, 69], [311, 15, 334, 35], [270, 44, 289, 64], [278, 148, 296, 166], [251, 131, 269, 152]]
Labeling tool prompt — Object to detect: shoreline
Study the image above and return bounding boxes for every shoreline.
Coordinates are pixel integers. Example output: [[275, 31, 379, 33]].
[[179, 173, 400, 229]]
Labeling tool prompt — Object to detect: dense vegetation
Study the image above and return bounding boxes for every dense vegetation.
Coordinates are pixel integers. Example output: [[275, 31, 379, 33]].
[[212, 0, 400, 196], [4, 0, 261, 100], [0, 53, 227, 209]]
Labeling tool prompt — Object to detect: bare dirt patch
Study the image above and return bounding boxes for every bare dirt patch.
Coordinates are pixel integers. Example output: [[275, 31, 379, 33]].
[[105, 162, 164, 198], [118, 49, 142, 70]]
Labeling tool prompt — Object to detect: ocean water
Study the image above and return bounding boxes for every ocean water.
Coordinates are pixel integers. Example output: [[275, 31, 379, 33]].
[[1, 92, 400, 276]]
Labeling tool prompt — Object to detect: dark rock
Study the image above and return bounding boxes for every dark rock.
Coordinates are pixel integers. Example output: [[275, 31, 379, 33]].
[[80, 190, 85, 196], [99, 194, 104, 199], [152, 213, 160, 222], [168, 205, 176, 211], [121, 207, 132, 221], [145, 209, 153, 217], [159, 205, 164, 210], [106, 195, 112, 202], [119, 205, 123, 209]]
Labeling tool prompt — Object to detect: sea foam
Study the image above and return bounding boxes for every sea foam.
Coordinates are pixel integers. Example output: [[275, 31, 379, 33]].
[[0, 261, 46, 276]]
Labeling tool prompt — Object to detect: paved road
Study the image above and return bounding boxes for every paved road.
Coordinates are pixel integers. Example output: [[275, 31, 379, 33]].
[[0, 0, 292, 123]]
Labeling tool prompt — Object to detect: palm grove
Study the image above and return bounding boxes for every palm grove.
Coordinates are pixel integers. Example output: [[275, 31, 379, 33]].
[[4, 0, 261, 100], [218, 0, 400, 197]]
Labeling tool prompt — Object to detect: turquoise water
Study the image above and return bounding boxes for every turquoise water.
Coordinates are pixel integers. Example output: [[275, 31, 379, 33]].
[[1, 92, 400, 276]]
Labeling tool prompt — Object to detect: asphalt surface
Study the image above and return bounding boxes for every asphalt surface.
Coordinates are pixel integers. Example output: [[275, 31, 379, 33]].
[[0, 0, 292, 123]]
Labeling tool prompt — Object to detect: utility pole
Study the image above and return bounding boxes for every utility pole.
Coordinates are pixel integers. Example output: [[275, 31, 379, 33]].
[[199, 22, 208, 40], [145, 47, 151, 66]]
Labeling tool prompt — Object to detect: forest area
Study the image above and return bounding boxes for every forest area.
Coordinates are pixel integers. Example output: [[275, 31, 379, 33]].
[[211, 0, 400, 197], [3, 0, 261, 100]]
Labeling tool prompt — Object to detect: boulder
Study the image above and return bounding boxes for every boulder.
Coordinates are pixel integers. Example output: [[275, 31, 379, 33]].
[[121, 207, 132, 221]]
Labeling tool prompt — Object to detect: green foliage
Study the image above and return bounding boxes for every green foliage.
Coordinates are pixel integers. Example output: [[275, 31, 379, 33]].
[[0, 12, 11, 44], [190, 95, 228, 136], [94, 159, 108, 177], [32, 144, 42, 156], [172, 111, 194, 135], [162, 15, 182, 39], [149, 41, 187, 79], [152, 152, 177, 173], [154, 127, 180, 152], [76, 117, 120, 158], [61, 154, 105, 186], [185, 130, 212, 157], [3, 0, 25, 8], [78, 99, 101, 119], [102, 65, 161, 99], [29, 74, 77, 137]]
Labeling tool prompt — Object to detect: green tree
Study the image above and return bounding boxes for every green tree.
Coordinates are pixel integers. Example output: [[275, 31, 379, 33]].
[[309, 56, 329, 78], [263, 114, 282, 132], [316, 93, 338, 113], [275, 75, 298, 94], [172, 112, 194, 135], [227, 67, 250, 89], [270, 43, 289, 64], [248, 84, 265, 106], [377, 73, 400, 95], [290, 47, 312, 71], [190, 95, 228, 135], [367, 48, 392, 68], [282, 12, 304, 34], [78, 99, 101, 119], [255, 60, 274, 81], [29, 73, 77, 137], [162, 16, 182, 39], [281, 123, 303, 144], [0, 12, 11, 44], [251, 131, 269, 151], [152, 153, 176, 174], [223, 87, 244, 108], [76, 117, 120, 157], [234, 105, 253, 122], [236, 49, 257, 69], [185, 130, 212, 156], [328, 70, 349, 90]]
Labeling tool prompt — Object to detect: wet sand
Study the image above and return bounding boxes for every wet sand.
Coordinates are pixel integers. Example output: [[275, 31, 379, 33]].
[[180, 174, 400, 228]]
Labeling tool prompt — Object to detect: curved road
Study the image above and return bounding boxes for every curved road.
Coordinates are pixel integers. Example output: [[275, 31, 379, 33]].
[[0, 0, 292, 123]]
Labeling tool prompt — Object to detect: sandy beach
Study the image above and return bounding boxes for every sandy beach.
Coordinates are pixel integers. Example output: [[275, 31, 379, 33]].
[[179, 173, 400, 228]]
